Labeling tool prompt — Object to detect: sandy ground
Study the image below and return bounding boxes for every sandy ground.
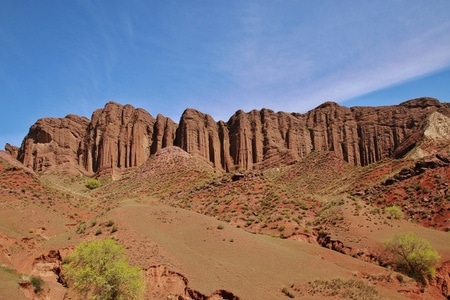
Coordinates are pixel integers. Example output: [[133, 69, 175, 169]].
[[109, 202, 414, 299]]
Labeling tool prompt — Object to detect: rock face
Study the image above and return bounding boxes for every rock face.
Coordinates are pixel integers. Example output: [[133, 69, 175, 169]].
[[18, 102, 177, 175], [79, 103, 176, 174], [175, 109, 222, 168], [16, 97, 450, 175], [18, 114, 90, 174]]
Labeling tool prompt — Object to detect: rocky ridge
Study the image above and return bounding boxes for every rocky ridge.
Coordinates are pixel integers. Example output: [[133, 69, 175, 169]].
[[15, 97, 450, 175]]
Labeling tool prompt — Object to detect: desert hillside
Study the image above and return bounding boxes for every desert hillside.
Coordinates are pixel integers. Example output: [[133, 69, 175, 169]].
[[1, 98, 450, 299]]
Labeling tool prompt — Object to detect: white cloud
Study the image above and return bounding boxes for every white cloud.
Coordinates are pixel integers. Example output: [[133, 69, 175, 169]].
[[212, 1, 450, 115]]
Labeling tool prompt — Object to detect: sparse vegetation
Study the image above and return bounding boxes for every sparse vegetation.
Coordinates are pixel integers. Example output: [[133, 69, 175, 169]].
[[85, 178, 101, 190], [384, 232, 440, 283], [304, 278, 380, 300], [76, 222, 86, 234], [63, 239, 144, 300], [314, 198, 345, 227]]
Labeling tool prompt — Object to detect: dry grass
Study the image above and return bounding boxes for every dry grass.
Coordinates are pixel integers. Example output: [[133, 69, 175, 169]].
[[302, 278, 381, 300]]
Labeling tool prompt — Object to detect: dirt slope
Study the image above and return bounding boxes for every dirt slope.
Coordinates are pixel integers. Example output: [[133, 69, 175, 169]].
[[108, 203, 419, 299], [2, 127, 450, 300]]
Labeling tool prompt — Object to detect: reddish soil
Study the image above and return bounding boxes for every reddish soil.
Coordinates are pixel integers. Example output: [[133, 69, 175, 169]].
[[1, 148, 450, 299]]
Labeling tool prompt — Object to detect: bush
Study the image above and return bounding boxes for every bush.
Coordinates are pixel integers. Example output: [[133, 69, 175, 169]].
[[85, 178, 101, 190], [384, 232, 440, 283], [63, 239, 144, 299], [384, 205, 403, 219], [30, 276, 44, 293]]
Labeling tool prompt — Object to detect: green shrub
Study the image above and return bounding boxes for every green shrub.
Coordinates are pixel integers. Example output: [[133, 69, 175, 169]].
[[30, 276, 44, 293], [384, 205, 403, 219], [85, 178, 101, 190], [63, 239, 144, 299], [384, 232, 440, 283]]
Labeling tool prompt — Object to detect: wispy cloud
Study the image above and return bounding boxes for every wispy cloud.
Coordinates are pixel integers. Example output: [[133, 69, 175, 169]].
[[213, 1, 450, 114], [2, 0, 450, 147]]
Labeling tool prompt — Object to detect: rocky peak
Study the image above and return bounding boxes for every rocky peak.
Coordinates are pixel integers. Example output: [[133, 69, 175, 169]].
[[315, 101, 340, 109], [399, 97, 441, 108], [4, 143, 19, 158]]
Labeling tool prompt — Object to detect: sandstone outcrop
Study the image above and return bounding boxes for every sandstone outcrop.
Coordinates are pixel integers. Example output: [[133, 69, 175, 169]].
[[79, 102, 176, 174], [17, 102, 177, 175], [175, 109, 222, 169], [14, 97, 450, 175], [18, 114, 90, 174], [146, 265, 241, 300], [4, 143, 19, 158]]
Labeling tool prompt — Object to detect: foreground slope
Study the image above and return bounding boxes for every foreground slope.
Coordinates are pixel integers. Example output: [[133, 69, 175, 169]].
[[95, 146, 450, 298], [108, 203, 417, 299], [2, 146, 448, 299]]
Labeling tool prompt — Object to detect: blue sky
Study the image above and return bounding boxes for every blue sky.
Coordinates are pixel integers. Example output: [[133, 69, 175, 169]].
[[1, 1, 450, 148]]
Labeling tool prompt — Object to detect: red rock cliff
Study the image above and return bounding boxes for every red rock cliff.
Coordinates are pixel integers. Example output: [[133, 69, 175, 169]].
[[18, 102, 177, 175], [16, 97, 450, 175]]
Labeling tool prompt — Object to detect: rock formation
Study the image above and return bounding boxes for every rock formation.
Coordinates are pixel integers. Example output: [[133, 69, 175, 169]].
[[17, 102, 177, 175], [14, 97, 450, 175], [18, 114, 90, 174], [79, 102, 176, 174], [175, 108, 222, 168]]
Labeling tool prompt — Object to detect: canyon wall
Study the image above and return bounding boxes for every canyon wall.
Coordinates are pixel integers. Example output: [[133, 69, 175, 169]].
[[16, 97, 450, 175]]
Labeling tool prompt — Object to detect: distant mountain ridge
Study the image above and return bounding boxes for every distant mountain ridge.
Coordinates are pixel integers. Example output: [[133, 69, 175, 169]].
[[12, 97, 450, 175]]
